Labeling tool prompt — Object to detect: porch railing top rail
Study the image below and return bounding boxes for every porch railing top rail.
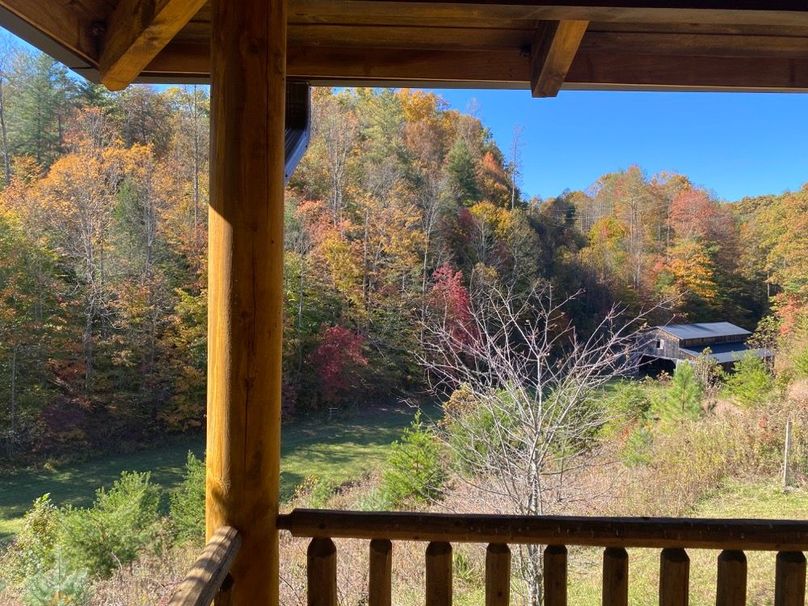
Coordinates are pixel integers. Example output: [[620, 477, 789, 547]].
[[277, 508, 808, 551], [168, 526, 241, 606]]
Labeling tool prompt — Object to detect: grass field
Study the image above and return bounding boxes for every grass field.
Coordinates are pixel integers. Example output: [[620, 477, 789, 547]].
[[567, 480, 808, 606], [0, 401, 426, 542]]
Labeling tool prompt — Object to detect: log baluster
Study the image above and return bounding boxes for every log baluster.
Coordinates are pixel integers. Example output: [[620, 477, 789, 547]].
[[544, 545, 568, 606], [485, 543, 511, 606], [716, 550, 746, 606], [660, 548, 689, 606], [775, 551, 806, 606], [369, 539, 392, 606], [602, 547, 628, 606], [426, 541, 453, 606], [308, 538, 337, 606]]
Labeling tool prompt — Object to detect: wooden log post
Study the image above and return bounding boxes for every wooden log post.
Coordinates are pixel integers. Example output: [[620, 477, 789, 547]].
[[369, 539, 392, 606], [308, 538, 338, 606], [602, 547, 628, 606], [485, 543, 511, 606], [775, 551, 806, 606], [426, 542, 453, 606], [659, 548, 689, 606], [716, 550, 746, 606], [206, 0, 287, 604], [544, 545, 568, 606]]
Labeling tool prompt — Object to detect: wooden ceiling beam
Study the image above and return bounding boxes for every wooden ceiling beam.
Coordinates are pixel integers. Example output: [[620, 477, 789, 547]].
[[142, 41, 808, 92], [99, 0, 207, 90], [530, 20, 588, 97], [582, 31, 808, 59], [567, 50, 808, 91], [0, 0, 100, 67], [288, 0, 808, 28]]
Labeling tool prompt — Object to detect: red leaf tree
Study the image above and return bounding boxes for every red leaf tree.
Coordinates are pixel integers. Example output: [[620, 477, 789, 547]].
[[309, 325, 368, 405]]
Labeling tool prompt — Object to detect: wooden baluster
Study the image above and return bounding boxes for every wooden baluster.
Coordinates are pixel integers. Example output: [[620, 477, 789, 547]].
[[486, 543, 511, 606], [369, 539, 392, 606], [216, 574, 235, 606], [426, 541, 453, 606], [602, 547, 628, 606], [544, 545, 568, 606], [716, 550, 746, 606], [308, 538, 337, 606], [775, 551, 806, 606], [660, 548, 689, 606]]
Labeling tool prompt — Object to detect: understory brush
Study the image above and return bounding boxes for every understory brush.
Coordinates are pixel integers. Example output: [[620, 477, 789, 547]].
[[723, 354, 776, 407], [617, 394, 808, 516], [0, 468, 198, 606]]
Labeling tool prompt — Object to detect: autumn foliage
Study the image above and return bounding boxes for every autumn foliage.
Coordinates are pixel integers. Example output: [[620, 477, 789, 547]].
[[0, 50, 805, 458]]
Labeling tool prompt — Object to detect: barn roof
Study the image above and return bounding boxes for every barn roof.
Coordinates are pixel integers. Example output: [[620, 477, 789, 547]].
[[3, 2, 808, 93], [658, 322, 752, 342], [680, 342, 772, 364]]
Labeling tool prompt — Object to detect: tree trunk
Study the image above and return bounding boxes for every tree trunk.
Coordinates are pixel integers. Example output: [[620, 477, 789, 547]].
[[0, 79, 11, 186], [9, 343, 17, 451]]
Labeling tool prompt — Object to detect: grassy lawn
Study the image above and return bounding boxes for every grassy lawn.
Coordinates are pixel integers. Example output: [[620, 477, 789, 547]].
[[0, 401, 426, 542], [567, 480, 808, 606]]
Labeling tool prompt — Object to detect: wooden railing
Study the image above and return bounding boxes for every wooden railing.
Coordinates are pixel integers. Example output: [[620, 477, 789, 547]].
[[168, 526, 242, 606], [277, 509, 808, 606]]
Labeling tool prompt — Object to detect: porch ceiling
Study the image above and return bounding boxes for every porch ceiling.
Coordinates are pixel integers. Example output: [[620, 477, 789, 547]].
[[3, 0, 808, 93]]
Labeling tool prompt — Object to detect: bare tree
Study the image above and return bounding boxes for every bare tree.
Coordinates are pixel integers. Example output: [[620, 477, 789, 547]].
[[422, 281, 649, 606], [508, 125, 524, 209], [314, 93, 357, 227], [0, 35, 19, 185]]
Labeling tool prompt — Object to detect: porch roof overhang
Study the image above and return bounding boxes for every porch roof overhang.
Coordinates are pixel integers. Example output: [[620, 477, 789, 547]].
[[4, 1, 808, 96]]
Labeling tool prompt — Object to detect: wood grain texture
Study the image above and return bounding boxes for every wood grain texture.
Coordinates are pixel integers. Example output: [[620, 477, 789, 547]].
[[143, 39, 808, 92], [307, 538, 337, 606], [282, 1, 808, 28], [544, 545, 568, 606], [168, 527, 242, 606], [369, 539, 392, 606], [205, 0, 286, 604], [602, 547, 628, 606], [715, 550, 746, 606], [277, 510, 808, 551], [0, 0, 101, 65], [659, 548, 689, 606], [426, 542, 453, 606], [485, 543, 511, 606], [775, 551, 806, 606], [581, 31, 808, 58], [99, 0, 207, 89], [530, 20, 588, 97]]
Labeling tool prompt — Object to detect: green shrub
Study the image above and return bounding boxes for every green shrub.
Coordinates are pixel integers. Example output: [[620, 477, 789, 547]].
[[60, 471, 160, 577], [605, 381, 652, 428], [621, 424, 653, 467], [692, 349, 724, 393], [793, 346, 808, 378], [380, 411, 445, 507], [654, 363, 702, 424], [724, 354, 774, 407], [170, 453, 206, 543], [308, 477, 338, 508], [1, 495, 60, 587], [443, 385, 518, 475], [22, 550, 89, 606]]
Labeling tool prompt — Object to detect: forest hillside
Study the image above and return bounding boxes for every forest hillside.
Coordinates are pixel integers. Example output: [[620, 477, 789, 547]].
[[0, 48, 807, 462]]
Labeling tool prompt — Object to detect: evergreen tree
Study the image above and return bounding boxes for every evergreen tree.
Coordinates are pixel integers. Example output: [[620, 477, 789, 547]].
[[445, 138, 480, 206]]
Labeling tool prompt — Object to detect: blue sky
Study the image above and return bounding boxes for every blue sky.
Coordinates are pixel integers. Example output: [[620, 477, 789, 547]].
[[432, 89, 808, 202]]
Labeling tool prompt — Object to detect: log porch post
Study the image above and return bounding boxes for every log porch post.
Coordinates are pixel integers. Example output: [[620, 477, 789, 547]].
[[206, 0, 287, 603]]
